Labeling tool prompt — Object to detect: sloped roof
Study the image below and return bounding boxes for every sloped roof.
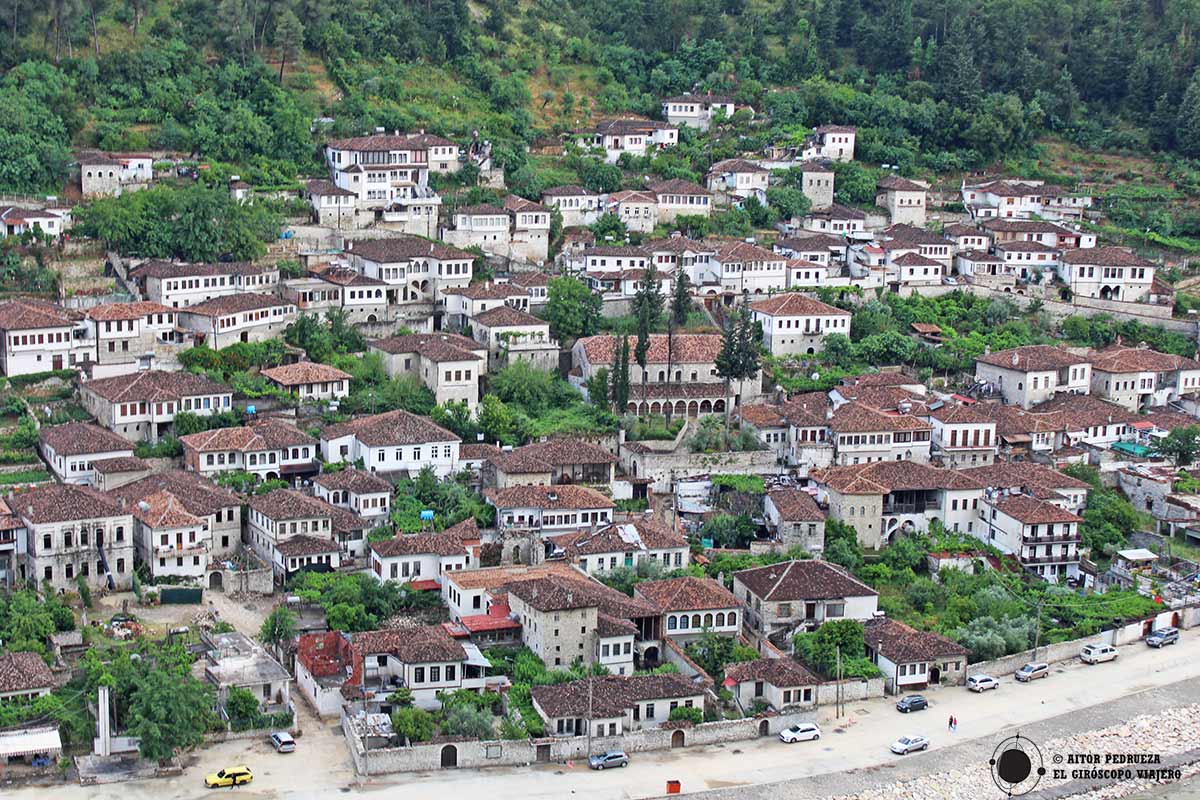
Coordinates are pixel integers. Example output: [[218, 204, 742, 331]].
[[321, 410, 460, 447], [735, 559, 876, 601], [39, 422, 132, 457], [750, 294, 849, 318], [635, 576, 737, 612]]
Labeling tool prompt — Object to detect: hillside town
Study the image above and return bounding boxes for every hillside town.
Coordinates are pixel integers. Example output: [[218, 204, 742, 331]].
[[4, 35, 1200, 800]]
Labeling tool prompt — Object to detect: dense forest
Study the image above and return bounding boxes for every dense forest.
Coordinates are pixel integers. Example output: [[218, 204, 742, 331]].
[[1, 0, 1199, 195]]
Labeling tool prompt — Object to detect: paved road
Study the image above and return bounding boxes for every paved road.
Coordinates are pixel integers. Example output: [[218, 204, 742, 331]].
[[17, 635, 1200, 800]]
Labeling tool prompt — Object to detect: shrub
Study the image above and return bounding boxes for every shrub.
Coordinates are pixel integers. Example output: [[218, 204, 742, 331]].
[[668, 706, 703, 725]]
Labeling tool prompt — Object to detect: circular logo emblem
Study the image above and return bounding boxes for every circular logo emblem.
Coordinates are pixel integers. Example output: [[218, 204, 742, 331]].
[[989, 732, 1046, 796]]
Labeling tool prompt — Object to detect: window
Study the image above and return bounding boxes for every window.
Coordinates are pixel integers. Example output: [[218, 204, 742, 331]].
[[430, 666, 441, 682], [645, 703, 655, 719], [414, 667, 425, 683]]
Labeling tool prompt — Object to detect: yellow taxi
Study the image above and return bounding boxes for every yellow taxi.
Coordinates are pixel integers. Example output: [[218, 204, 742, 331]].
[[204, 765, 253, 788]]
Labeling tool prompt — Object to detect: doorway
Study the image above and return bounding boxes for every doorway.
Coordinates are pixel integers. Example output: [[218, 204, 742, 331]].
[[440, 744, 458, 768], [671, 730, 685, 748]]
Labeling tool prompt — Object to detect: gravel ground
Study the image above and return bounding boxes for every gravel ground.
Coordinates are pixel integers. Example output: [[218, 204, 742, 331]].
[[681, 679, 1200, 800]]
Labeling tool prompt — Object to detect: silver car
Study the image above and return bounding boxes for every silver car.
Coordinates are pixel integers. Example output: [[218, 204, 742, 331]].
[[891, 735, 929, 755], [270, 732, 295, 753]]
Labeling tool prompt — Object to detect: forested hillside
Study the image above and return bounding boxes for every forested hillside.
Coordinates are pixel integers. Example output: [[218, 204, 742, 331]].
[[2, 0, 1199, 197]]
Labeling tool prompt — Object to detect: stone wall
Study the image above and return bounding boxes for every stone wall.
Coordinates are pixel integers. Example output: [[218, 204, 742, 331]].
[[620, 444, 779, 493], [814, 678, 885, 705], [967, 607, 1195, 678], [343, 709, 815, 775], [969, 284, 1191, 331]]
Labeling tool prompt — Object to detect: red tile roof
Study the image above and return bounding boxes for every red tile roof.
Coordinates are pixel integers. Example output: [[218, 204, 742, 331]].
[[635, 576, 737, 612], [39, 422, 132, 457], [976, 345, 1089, 372], [734, 559, 876, 601], [749, 294, 849, 317], [260, 362, 352, 386], [578, 334, 721, 365]]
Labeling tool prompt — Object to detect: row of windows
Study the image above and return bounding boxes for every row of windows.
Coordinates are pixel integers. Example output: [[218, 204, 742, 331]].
[[8, 330, 70, 347], [666, 611, 737, 631], [43, 527, 124, 550], [50, 558, 124, 581]]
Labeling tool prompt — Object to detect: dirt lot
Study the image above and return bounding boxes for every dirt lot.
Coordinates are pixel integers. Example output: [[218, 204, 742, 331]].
[[90, 590, 277, 638]]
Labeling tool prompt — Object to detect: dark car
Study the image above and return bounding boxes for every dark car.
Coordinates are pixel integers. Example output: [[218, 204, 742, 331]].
[[895, 695, 928, 713]]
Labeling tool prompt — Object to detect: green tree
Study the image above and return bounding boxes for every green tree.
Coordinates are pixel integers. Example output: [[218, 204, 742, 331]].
[[544, 277, 602, 341], [387, 687, 414, 707], [612, 335, 632, 413], [1177, 71, 1200, 159], [715, 304, 760, 417], [477, 394, 517, 445], [633, 262, 664, 399], [76, 574, 92, 609], [390, 706, 435, 744], [669, 706, 703, 724], [274, 7, 304, 80], [589, 212, 627, 242], [932, 16, 982, 108], [441, 705, 494, 738], [671, 270, 693, 326], [822, 519, 863, 572], [259, 606, 298, 660], [127, 669, 215, 762], [225, 686, 261, 723], [1153, 426, 1200, 466], [765, 187, 811, 221], [586, 366, 611, 411]]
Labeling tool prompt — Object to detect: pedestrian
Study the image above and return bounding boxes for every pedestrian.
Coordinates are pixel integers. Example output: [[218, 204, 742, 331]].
[[952, 715, 958, 732], [948, 715, 953, 731]]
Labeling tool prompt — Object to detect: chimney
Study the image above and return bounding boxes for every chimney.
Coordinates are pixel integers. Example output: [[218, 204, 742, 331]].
[[566, 591, 573, 605]]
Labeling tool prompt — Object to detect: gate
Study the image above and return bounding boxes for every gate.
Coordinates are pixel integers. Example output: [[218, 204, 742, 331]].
[[440, 744, 458, 768], [159, 586, 203, 604]]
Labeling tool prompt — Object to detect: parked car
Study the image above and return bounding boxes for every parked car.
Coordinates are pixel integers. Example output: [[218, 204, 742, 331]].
[[589, 751, 629, 770], [779, 723, 822, 743], [1146, 627, 1179, 648], [966, 674, 999, 692], [270, 732, 295, 753], [895, 695, 929, 713], [1014, 662, 1049, 682], [890, 735, 929, 755], [205, 766, 253, 788], [1080, 644, 1119, 664]]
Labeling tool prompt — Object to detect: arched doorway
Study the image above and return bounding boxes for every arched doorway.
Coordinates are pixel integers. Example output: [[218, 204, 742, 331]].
[[641, 645, 658, 665], [929, 666, 941, 684], [440, 744, 458, 768], [208, 571, 223, 591], [758, 719, 770, 737], [510, 546, 521, 564], [671, 730, 685, 748]]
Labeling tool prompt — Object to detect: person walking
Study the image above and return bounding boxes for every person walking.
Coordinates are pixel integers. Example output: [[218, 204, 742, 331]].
[[952, 715, 958, 732], [948, 715, 953, 732]]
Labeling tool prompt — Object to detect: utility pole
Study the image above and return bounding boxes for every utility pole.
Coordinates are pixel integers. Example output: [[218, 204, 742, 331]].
[[835, 645, 843, 719], [1031, 599, 1044, 662], [586, 675, 593, 758]]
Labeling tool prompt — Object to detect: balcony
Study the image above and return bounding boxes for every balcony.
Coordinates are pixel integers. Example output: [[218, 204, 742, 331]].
[[1022, 533, 1081, 545], [1021, 553, 1079, 565]]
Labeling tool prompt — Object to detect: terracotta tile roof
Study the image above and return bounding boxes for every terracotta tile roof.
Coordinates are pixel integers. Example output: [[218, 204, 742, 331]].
[[929, 402, 996, 425], [749, 294, 849, 317], [864, 617, 967, 663], [83, 369, 229, 404], [783, 392, 832, 428], [260, 362, 352, 386], [314, 468, 392, 494], [988, 405, 1068, 436], [877, 176, 926, 192], [0, 652, 54, 694], [460, 443, 502, 461], [180, 293, 291, 317], [514, 438, 617, 466], [635, 576, 736, 612], [992, 494, 1082, 525], [943, 223, 980, 236], [330, 506, 372, 534], [650, 179, 711, 196], [369, 333, 483, 364], [976, 345, 1089, 372], [472, 305, 545, 328], [814, 124, 856, 134], [609, 190, 658, 204], [85, 301, 173, 321], [1061, 247, 1154, 267], [775, 234, 845, 251], [40, 422, 132, 457], [735, 559, 875, 601], [980, 219, 1070, 234], [0, 299, 74, 331], [542, 185, 599, 197], [488, 448, 552, 475], [882, 224, 946, 245], [305, 179, 356, 197], [735, 404, 789, 428], [891, 252, 943, 267], [724, 658, 821, 687], [349, 625, 466, 673], [442, 561, 581, 592], [597, 612, 638, 637], [835, 386, 927, 414], [91, 456, 150, 474], [766, 490, 825, 522], [583, 118, 673, 136], [709, 158, 767, 174], [547, 520, 685, 558], [180, 419, 315, 453], [486, 484, 614, 510], [277, 534, 340, 557], [507, 576, 601, 610], [248, 489, 334, 521], [327, 132, 457, 151], [108, 470, 240, 517], [957, 249, 1002, 263], [841, 371, 919, 388], [1029, 394, 1138, 428], [311, 266, 386, 287], [663, 93, 736, 104], [442, 283, 530, 301], [632, 383, 729, 400], [994, 240, 1058, 253], [532, 674, 702, 719], [815, 461, 983, 495], [347, 237, 474, 263], [15, 484, 126, 524], [128, 260, 267, 280], [1087, 346, 1200, 374], [132, 490, 204, 529], [829, 402, 931, 433], [509, 272, 551, 288], [578, 334, 721, 365], [456, 203, 506, 215], [504, 195, 550, 213], [370, 529, 469, 558], [321, 409, 460, 447], [711, 240, 784, 264]]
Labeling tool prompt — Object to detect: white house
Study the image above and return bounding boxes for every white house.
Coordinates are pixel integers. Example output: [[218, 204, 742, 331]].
[[486, 484, 614, 534], [928, 402, 999, 467], [79, 369, 233, 442], [17, 484, 135, 591], [635, 576, 741, 643], [706, 159, 769, 202], [864, 616, 968, 692], [973, 345, 1092, 410], [260, 362, 352, 403], [180, 419, 319, 483], [0, 300, 88, 376], [576, 119, 678, 163], [661, 94, 739, 130], [541, 186, 603, 227], [1088, 345, 1200, 411], [875, 176, 928, 228], [39, 422, 135, 485], [733, 559, 878, 638], [1058, 247, 1156, 303], [977, 493, 1082, 583], [174, 293, 297, 349], [320, 410, 462, 478], [749, 293, 851, 356]]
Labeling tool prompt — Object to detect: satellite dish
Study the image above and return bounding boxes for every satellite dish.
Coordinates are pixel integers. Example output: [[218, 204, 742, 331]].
[[811, 372, 820, 381]]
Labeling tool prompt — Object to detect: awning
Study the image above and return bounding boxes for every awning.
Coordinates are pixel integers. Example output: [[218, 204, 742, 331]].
[[460, 642, 493, 668], [0, 727, 61, 758]]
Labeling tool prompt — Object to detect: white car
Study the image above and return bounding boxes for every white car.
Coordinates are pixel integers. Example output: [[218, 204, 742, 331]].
[[1080, 644, 1118, 664], [779, 722, 821, 743], [891, 735, 929, 755], [966, 674, 999, 692]]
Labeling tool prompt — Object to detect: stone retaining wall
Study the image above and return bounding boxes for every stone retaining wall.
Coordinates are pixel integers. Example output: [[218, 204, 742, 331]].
[[343, 709, 813, 775]]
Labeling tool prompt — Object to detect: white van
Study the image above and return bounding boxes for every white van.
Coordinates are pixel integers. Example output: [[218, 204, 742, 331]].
[[1080, 644, 1118, 664]]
